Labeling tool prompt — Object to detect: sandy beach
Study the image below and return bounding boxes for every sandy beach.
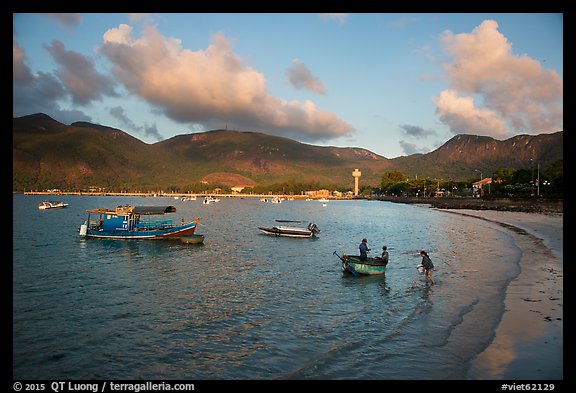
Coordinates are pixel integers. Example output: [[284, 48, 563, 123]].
[[439, 209, 563, 380]]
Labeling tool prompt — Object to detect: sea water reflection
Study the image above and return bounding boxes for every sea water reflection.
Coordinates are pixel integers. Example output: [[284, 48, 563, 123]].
[[14, 194, 520, 379]]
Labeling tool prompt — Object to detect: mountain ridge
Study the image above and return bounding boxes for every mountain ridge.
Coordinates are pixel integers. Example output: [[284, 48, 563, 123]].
[[13, 113, 563, 191]]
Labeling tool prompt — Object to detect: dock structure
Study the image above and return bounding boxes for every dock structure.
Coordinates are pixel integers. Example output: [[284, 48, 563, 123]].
[[22, 191, 353, 200]]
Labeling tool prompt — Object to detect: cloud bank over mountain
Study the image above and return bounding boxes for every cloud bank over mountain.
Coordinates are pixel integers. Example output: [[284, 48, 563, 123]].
[[99, 24, 354, 141], [435, 20, 563, 138]]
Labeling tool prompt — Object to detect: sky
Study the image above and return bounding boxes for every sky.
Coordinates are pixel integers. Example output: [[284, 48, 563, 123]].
[[13, 13, 563, 158]]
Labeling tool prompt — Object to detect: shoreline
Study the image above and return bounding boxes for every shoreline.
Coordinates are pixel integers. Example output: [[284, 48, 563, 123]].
[[440, 209, 563, 379], [377, 196, 563, 214]]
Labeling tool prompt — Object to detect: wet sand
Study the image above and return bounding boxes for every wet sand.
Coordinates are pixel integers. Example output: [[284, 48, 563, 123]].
[[440, 209, 563, 380]]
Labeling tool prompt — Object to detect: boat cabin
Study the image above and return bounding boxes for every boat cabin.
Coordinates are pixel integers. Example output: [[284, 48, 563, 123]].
[[87, 205, 177, 232]]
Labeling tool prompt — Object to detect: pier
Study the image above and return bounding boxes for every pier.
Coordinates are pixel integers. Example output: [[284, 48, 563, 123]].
[[21, 191, 353, 200]]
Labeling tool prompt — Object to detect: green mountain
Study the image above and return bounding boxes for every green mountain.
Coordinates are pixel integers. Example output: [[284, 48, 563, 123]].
[[392, 133, 563, 180], [13, 113, 563, 192]]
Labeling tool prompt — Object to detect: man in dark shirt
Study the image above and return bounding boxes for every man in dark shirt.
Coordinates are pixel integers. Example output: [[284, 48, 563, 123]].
[[359, 238, 370, 261], [380, 246, 389, 265]]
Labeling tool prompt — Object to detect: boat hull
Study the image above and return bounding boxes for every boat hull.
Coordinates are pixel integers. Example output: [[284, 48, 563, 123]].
[[258, 226, 315, 238], [84, 222, 197, 239], [80, 205, 199, 240], [341, 256, 386, 275], [39, 202, 68, 210]]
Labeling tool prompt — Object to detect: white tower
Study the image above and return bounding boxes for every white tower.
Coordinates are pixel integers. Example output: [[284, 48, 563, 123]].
[[352, 169, 361, 196]]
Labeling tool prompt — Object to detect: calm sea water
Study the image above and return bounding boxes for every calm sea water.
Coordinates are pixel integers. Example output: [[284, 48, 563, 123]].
[[13, 194, 521, 380]]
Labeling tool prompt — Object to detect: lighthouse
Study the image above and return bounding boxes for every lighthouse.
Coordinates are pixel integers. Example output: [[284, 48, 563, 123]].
[[352, 169, 361, 196]]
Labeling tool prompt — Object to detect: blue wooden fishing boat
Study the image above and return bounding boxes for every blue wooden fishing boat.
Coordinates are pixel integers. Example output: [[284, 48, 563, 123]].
[[79, 205, 198, 239], [333, 251, 387, 275]]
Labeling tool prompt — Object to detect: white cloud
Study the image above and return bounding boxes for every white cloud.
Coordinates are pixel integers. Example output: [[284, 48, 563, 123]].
[[13, 41, 32, 84], [44, 40, 117, 105], [102, 23, 134, 45], [435, 19, 563, 137], [399, 124, 437, 138], [399, 140, 429, 155], [99, 25, 354, 141], [109, 106, 163, 141], [389, 16, 421, 28], [13, 40, 92, 123], [319, 14, 347, 24], [286, 59, 327, 95], [434, 90, 507, 137], [42, 13, 83, 30]]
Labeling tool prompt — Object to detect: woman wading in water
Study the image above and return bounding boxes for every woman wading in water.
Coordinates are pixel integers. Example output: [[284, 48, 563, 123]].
[[420, 250, 435, 285]]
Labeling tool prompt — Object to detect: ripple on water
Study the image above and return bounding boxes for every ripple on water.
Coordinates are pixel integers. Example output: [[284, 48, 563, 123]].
[[13, 195, 522, 379]]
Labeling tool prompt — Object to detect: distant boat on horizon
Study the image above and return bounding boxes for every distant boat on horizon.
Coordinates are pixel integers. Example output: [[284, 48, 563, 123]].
[[203, 196, 220, 204]]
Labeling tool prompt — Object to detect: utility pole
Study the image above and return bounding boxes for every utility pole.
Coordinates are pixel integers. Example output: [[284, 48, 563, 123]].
[[474, 169, 482, 197], [530, 158, 534, 196], [537, 161, 540, 197]]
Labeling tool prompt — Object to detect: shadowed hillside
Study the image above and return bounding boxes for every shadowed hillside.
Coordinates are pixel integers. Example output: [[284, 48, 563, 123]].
[[13, 113, 563, 191]]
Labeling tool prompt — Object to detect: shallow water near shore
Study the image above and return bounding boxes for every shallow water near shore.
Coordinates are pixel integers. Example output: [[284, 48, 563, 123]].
[[14, 194, 523, 379]]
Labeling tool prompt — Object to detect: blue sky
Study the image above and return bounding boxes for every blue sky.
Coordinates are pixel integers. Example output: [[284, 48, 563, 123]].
[[13, 13, 563, 158]]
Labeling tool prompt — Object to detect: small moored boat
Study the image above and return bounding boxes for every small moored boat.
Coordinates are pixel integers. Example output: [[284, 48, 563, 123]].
[[258, 222, 320, 238], [333, 251, 387, 275], [38, 201, 69, 210], [79, 205, 198, 240], [203, 196, 220, 204]]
